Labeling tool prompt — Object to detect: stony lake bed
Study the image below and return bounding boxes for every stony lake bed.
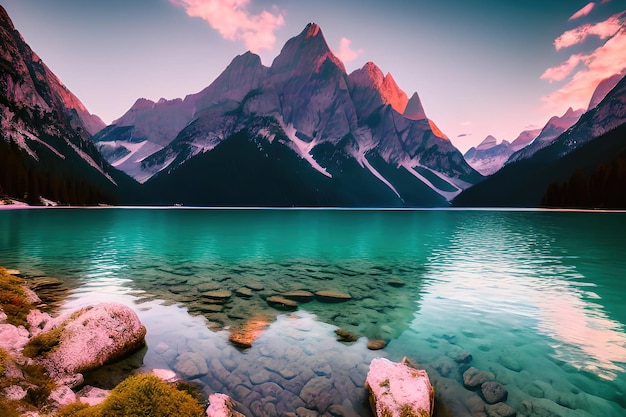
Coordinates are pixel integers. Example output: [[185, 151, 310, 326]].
[[1, 208, 626, 416]]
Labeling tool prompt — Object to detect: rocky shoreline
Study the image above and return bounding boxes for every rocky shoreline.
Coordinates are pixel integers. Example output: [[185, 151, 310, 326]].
[[0, 267, 439, 417]]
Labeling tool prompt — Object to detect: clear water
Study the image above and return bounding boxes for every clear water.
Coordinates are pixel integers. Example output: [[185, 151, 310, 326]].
[[1, 208, 625, 416]]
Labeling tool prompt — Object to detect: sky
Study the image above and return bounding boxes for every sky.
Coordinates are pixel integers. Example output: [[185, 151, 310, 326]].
[[3, 0, 625, 153]]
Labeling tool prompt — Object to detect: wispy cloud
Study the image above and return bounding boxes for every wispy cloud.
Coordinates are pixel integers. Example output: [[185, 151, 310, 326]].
[[334, 37, 364, 63], [169, 0, 285, 53], [457, 133, 470, 138], [569, 2, 595, 21], [555, 11, 624, 50], [541, 54, 585, 82]]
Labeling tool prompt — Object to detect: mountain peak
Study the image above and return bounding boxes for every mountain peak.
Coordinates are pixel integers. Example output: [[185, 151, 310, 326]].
[[403, 92, 427, 120], [305, 22, 321, 38], [476, 135, 498, 150], [270, 22, 346, 75]]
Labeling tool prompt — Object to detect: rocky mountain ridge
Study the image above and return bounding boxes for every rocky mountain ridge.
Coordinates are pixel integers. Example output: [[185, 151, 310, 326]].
[[95, 23, 481, 206]]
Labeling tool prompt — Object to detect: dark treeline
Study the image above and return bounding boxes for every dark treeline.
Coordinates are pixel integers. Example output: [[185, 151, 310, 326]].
[[542, 152, 626, 209], [0, 138, 116, 206]]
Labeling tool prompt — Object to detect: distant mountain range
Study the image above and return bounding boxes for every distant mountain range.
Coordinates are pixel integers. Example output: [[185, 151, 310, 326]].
[[1, 5, 624, 208], [454, 73, 626, 208]]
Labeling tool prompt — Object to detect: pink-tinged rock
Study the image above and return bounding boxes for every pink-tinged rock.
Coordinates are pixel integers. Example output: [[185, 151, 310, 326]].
[[27, 309, 52, 336], [365, 357, 434, 417], [0, 323, 30, 355], [4, 385, 27, 401], [77, 386, 110, 406], [206, 393, 245, 417], [41, 303, 146, 377], [47, 385, 78, 408], [0, 309, 6, 323], [21, 286, 41, 304]]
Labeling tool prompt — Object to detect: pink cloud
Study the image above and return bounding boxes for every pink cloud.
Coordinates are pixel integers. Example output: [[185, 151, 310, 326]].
[[334, 37, 364, 63], [569, 2, 595, 21], [169, 0, 285, 53], [555, 11, 625, 50], [541, 54, 585, 82], [542, 27, 626, 113]]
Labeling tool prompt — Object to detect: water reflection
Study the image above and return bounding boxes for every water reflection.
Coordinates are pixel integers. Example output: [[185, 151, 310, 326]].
[[420, 212, 626, 380]]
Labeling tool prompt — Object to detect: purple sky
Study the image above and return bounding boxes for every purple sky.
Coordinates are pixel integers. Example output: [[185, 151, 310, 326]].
[[3, 0, 625, 152]]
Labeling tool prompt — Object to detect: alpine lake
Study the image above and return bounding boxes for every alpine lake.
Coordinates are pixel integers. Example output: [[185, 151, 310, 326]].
[[1, 208, 625, 417]]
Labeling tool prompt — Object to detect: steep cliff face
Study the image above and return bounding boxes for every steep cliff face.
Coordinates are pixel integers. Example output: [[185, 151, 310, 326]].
[[0, 5, 130, 204]]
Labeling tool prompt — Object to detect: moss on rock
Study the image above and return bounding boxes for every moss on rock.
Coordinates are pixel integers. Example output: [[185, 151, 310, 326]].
[[0, 267, 34, 327], [57, 374, 205, 417]]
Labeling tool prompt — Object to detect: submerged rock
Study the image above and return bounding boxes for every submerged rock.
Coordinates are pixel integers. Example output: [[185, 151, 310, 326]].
[[367, 339, 387, 350], [228, 316, 270, 349], [481, 381, 508, 404], [315, 290, 352, 303], [335, 328, 359, 342], [38, 303, 146, 377], [281, 290, 315, 302], [266, 295, 298, 310], [365, 357, 434, 417], [463, 367, 495, 389], [174, 352, 209, 379], [485, 402, 516, 417]]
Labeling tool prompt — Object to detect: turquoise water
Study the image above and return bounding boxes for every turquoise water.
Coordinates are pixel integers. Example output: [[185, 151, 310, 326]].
[[1, 208, 625, 416]]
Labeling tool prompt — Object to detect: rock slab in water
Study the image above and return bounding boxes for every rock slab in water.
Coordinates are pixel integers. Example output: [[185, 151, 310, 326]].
[[174, 352, 209, 378], [365, 357, 434, 417], [266, 296, 299, 310], [40, 303, 146, 377], [481, 381, 508, 404], [463, 367, 495, 389], [315, 291, 352, 303]]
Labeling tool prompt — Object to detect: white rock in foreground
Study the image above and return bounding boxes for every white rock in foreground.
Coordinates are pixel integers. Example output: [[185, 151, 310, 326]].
[[366, 357, 434, 417], [41, 302, 146, 377], [206, 393, 245, 417]]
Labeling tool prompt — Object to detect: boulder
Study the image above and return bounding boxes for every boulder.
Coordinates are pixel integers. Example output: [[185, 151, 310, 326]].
[[235, 287, 253, 298], [47, 385, 78, 408], [27, 309, 52, 336], [481, 381, 508, 404], [39, 303, 146, 377], [206, 393, 245, 417], [365, 357, 434, 417], [463, 367, 495, 389], [0, 308, 6, 323], [77, 386, 110, 406], [0, 323, 30, 355]]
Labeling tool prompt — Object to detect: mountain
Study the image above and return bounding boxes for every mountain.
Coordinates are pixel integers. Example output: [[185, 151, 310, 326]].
[[506, 107, 584, 164], [453, 73, 626, 207], [464, 136, 512, 175], [0, 5, 133, 205], [106, 23, 481, 206], [587, 72, 624, 111]]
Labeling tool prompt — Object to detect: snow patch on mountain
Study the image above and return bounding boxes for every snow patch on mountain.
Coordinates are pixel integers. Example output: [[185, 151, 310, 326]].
[[65, 140, 116, 185], [18, 128, 67, 160], [279, 118, 332, 178], [402, 162, 463, 201], [355, 153, 401, 198]]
